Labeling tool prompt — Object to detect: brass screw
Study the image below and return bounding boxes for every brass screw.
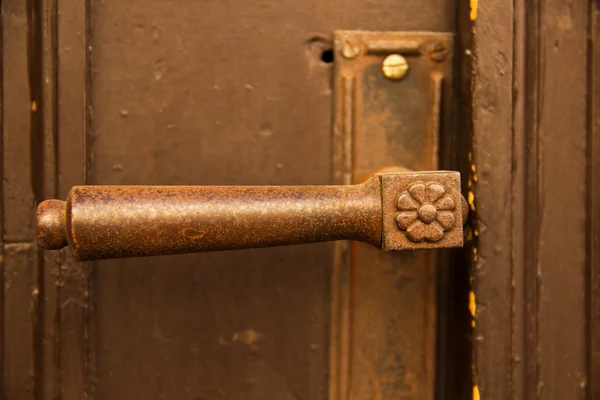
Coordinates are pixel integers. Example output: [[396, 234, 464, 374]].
[[428, 42, 449, 62], [342, 40, 360, 59], [382, 54, 408, 80]]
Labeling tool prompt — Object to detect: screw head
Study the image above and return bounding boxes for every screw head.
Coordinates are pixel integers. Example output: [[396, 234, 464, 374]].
[[382, 54, 408, 80], [428, 42, 449, 62], [342, 40, 360, 59]]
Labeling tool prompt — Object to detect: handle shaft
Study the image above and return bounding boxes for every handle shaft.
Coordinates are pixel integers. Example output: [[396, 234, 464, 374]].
[[37, 177, 382, 260]]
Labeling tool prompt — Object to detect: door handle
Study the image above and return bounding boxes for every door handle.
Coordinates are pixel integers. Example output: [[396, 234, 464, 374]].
[[36, 170, 467, 261]]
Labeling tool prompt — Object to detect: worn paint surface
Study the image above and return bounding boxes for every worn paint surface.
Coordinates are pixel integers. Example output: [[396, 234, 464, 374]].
[[473, 385, 480, 400], [4, 0, 468, 398], [468, 0, 593, 397], [469, 0, 478, 21], [469, 291, 476, 327]]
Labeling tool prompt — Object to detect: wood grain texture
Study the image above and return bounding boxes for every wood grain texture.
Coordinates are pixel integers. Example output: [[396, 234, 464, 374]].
[[434, 2, 475, 399]]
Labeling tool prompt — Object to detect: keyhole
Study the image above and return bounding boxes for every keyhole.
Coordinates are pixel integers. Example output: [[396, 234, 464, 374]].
[[320, 49, 334, 64]]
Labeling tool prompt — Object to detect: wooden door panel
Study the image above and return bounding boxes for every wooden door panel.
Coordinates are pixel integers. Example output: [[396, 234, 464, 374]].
[[3, 0, 595, 399], [463, 0, 598, 398], [95, 249, 331, 399], [87, 2, 454, 399], [2, 0, 455, 399]]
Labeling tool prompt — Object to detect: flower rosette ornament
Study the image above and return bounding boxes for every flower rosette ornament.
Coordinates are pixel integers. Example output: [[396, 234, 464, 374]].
[[396, 181, 456, 242]]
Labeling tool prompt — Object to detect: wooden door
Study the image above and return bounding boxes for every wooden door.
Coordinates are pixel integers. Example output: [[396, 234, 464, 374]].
[[1, 0, 475, 399], [466, 0, 600, 399]]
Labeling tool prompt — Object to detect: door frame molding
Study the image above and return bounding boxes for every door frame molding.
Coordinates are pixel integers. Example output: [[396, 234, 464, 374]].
[[463, 0, 599, 398]]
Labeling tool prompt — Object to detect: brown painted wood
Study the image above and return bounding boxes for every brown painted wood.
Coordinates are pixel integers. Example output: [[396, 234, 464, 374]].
[[469, 0, 593, 398], [590, 1, 600, 398], [3, 244, 35, 399], [13, 0, 600, 398], [2, 0, 36, 399], [469, 0, 515, 397], [0, 31, 3, 400], [55, 0, 91, 396], [39, 1, 59, 399], [5, 0, 597, 398], [2, 0, 466, 400], [536, 2, 588, 397], [86, 2, 453, 398], [2, 0, 34, 243]]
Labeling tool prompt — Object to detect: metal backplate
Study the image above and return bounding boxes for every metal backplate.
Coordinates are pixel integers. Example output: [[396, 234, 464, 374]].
[[330, 31, 454, 399]]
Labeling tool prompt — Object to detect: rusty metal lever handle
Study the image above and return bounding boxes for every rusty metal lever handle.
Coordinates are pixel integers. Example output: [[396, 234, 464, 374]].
[[36, 171, 467, 261]]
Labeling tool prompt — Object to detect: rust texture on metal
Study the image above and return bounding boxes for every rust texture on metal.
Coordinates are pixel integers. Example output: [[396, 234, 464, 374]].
[[383, 171, 463, 250], [37, 172, 465, 261], [330, 31, 454, 400]]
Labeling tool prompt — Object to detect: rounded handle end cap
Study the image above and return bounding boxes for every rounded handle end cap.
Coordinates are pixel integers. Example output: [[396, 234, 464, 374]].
[[37, 200, 68, 250]]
